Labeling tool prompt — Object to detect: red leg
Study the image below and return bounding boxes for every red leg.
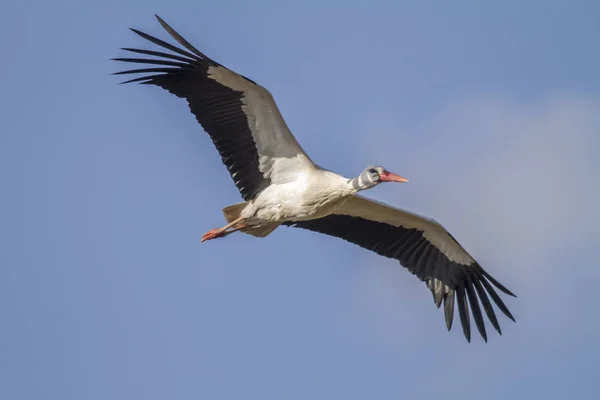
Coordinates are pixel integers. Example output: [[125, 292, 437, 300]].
[[201, 228, 225, 242], [201, 217, 245, 243]]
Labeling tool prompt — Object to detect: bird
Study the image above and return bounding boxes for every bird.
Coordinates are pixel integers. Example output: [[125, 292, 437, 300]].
[[113, 15, 516, 342]]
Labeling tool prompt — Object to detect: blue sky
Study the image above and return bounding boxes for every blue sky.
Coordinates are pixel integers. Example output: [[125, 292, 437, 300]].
[[2, 1, 599, 399]]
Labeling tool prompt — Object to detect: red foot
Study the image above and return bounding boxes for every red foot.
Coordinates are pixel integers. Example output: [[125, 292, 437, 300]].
[[201, 228, 223, 243]]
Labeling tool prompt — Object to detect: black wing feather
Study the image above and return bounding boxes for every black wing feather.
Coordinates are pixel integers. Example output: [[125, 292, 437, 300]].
[[114, 15, 269, 200], [285, 214, 516, 342]]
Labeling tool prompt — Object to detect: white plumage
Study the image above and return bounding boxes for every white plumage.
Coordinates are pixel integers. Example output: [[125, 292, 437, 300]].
[[114, 15, 516, 342]]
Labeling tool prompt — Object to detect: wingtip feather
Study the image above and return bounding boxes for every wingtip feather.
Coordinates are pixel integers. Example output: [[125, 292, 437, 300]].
[[480, 277, 516, 322], [465, 282, 487, 342], [456, 286, 471, 342], [471, 278, 502, 335], [443, 290, 455, 331], [481, 268, 517, 297], [153, 14, 208, 61]]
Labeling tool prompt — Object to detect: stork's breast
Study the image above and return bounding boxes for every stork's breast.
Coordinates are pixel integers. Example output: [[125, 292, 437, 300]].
[[289, 195, 350, 222]]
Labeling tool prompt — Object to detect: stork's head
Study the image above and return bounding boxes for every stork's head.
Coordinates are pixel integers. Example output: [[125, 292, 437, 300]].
[[351, 165, 409, 191]]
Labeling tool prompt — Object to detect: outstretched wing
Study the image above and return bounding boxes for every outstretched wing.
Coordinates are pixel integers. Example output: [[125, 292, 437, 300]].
[[113, 15, 315, 200], [285, 195, 516, 342]]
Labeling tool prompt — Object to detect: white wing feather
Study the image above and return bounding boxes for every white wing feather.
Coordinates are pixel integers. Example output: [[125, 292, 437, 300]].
[[208, 66, 317, 184]]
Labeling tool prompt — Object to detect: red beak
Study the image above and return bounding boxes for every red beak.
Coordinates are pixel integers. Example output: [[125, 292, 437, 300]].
[[379, 171, 409, 183]]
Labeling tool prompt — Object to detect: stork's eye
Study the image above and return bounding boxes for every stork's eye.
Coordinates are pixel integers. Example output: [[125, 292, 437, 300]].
[[368, 168, 376, 174]]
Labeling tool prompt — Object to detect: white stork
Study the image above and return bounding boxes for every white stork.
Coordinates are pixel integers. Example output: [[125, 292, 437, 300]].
[[113, 15, 516, 342]]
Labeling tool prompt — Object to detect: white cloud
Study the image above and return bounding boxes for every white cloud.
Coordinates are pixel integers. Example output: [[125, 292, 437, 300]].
[[348, 92, 600, 346]]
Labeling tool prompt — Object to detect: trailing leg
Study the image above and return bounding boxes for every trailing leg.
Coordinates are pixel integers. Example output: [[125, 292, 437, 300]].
[[201, 217, 246, 243]]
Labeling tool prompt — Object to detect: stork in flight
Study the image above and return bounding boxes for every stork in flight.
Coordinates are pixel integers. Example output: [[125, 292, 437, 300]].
[[113, 15, 516, 342]]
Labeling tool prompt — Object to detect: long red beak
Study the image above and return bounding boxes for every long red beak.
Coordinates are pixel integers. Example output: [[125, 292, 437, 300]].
[[380, 171, 409, 183]]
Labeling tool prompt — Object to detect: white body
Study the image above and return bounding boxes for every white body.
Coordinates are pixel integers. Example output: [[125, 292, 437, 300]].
[[241, 169, 355, 224]]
